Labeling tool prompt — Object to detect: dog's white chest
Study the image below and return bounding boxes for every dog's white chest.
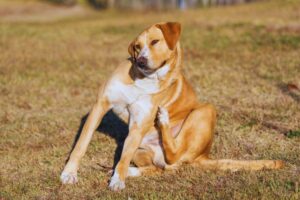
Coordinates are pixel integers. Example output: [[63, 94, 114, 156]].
[[106, 78, 158, 127], [105, 64, 170, 127]]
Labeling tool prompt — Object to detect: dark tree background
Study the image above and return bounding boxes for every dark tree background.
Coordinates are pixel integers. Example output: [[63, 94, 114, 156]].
[[46, 0, 257, 9]]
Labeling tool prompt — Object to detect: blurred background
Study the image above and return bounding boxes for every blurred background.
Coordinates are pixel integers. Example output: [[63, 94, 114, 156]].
[[0, 0, 262, 16], [46, 0, 256, 9], [0, 0, 271, 23]]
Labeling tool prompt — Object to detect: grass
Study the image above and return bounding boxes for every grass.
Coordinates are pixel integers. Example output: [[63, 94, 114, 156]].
[[0, 0, 300, 199]]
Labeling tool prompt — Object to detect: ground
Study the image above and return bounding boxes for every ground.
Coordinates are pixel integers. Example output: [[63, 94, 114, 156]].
[[0, 0, 300, 199]]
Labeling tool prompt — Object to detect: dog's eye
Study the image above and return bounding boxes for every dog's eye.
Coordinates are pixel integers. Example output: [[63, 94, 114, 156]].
[[135, 44, 141, 50], [151, 39, 159, 46]]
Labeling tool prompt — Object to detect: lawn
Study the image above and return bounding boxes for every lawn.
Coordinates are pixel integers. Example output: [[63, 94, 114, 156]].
[[0, 0, 299, 199]]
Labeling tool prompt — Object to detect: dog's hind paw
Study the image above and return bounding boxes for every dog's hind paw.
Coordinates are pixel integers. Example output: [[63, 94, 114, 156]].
[[60, 171, 78, 184], [157, 106, 169, 126]]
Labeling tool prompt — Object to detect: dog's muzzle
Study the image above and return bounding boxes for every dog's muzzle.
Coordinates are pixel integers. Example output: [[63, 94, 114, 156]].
[[135, 56, 155, 75], [136, 56, 148, 70]]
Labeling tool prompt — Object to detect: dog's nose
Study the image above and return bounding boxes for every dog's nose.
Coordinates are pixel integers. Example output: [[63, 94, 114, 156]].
[[136, 56, 148, 69]]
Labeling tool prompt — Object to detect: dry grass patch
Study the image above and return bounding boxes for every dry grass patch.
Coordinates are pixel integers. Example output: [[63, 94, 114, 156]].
[[0, 0, 299, 199]]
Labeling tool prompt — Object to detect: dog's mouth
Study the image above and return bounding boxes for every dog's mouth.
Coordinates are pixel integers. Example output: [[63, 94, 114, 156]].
[[135, 63, 156, 76], [135, 60, 167, 76]]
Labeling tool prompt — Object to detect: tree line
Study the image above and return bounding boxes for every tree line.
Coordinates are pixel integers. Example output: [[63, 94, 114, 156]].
[[47, 0, 256, 9]]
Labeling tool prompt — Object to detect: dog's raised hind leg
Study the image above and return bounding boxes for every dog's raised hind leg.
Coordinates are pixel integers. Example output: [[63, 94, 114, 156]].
[[157, 105, 216, 165]]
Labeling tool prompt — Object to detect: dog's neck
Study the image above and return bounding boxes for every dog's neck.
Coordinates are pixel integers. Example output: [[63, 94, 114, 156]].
[[131, 43, 182, 94], [133, 64, 170, 94]]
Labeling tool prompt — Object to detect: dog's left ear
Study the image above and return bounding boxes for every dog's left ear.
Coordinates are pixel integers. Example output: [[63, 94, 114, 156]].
[[156, 22, 181, 50], [128, 40, 135, 58]]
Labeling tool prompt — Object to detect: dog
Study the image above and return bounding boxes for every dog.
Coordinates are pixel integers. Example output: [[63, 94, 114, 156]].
[[60, 22, 284, 191]]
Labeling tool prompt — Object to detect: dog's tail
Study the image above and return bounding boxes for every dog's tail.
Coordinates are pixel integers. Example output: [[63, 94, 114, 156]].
[[194, 159, 284, 171]]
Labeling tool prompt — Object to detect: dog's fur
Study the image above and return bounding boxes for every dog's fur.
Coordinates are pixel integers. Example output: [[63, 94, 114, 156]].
[[60, 22, 284, 191]]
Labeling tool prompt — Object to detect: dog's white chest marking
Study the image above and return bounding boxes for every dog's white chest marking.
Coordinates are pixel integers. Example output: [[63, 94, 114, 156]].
[[107, 81, 153, 127], [127, 93, 152, 127], [105, 65, 170, 127], [105, 78, 155, 127]]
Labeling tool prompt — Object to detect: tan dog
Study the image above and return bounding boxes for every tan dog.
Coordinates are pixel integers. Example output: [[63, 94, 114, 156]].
[[60, 22, 283, 191]]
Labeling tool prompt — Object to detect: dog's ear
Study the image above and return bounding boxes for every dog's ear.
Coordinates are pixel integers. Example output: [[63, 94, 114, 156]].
[[128, 40, 136, 59], [156, 22, 181, 50]]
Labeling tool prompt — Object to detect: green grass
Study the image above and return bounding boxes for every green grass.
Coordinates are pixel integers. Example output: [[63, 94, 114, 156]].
[[0, 0, 300, 199], [286, 130, 300, 138]]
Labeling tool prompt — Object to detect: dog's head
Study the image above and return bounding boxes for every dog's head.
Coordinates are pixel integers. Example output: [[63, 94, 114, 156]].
[[128, 22, 181, 76]]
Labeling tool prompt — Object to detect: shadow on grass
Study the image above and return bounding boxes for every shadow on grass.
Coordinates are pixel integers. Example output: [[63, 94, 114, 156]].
[[70, 109, 128, 169]]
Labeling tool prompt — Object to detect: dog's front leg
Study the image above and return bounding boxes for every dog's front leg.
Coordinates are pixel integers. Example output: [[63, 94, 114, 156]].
[[109, 122, 151, 191], [60, 88, 110, 184]]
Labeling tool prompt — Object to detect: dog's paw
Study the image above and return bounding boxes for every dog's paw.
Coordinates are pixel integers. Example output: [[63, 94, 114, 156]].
[[157, 106, 169, 126], [60, 171, 78, 184], [109, 171, 125, 191], [127, 167, 141, 177]]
